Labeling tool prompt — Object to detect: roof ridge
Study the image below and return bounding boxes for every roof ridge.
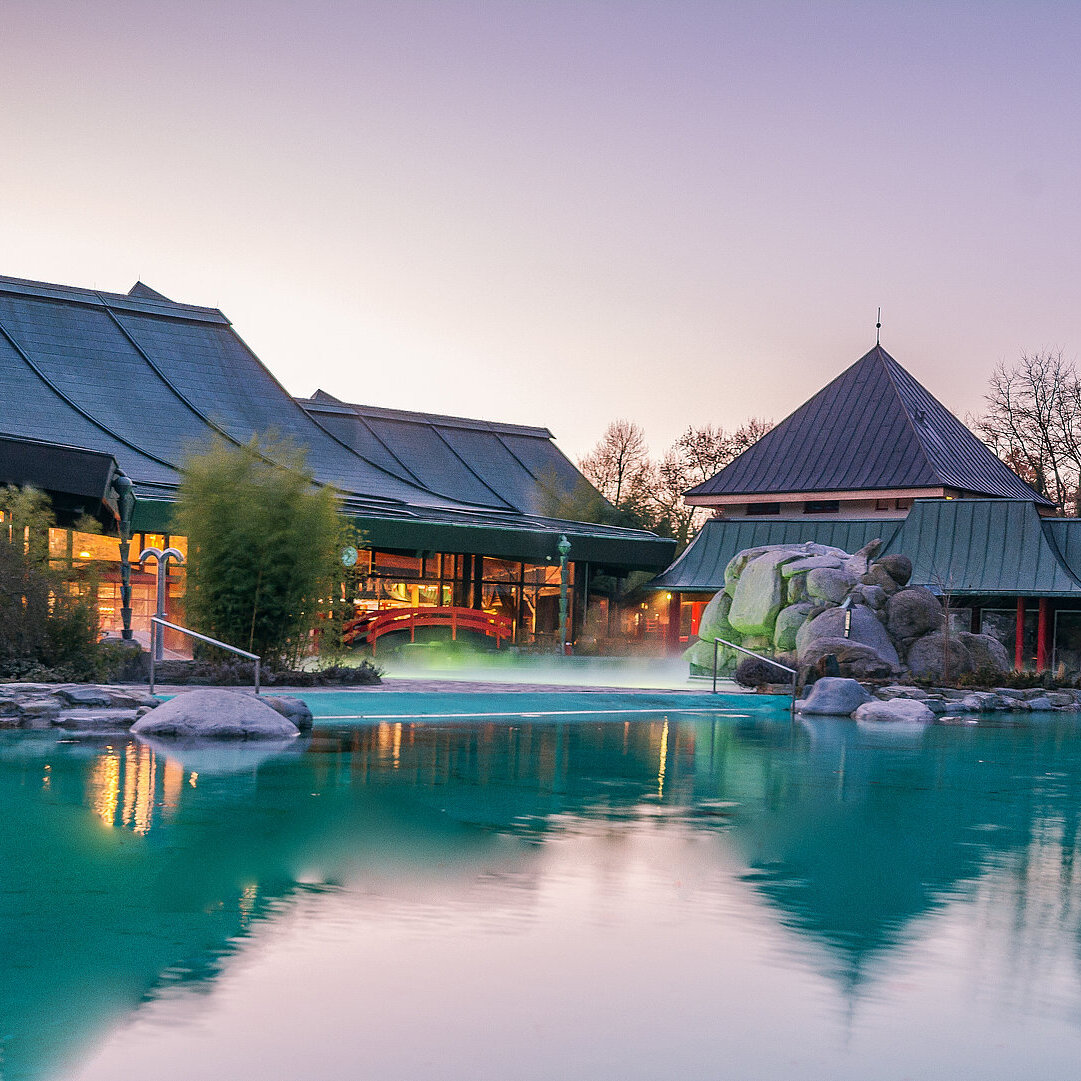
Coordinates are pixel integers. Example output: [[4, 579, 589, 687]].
[[875, 346, 946, 486]]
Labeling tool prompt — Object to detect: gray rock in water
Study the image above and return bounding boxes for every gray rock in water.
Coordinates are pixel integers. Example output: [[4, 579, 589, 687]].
[[773, 603, 814, 652], [796, 604, 900, 668], [805, 566, 858, 604], [1027, 695, 1054, 711], [906, 632, 973, 680], [263, 695, 314, 732], [853, 698, 935, 724], [131, 689, 300, 740], [875, 554, 913, 587], [797, 677, 873, 716], [886, 587, 945, 640], [957, 632, 1010, 674], [55, 686, 112, 708], [52, 708, 140, 730], [878, 685, 929, 700]]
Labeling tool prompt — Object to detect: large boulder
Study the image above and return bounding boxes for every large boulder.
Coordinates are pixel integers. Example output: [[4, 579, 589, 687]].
[[844, 538, 883, 577], [853, 698, 935, 724], [797, 677, 873, 716], [131, 689, 300, 740], [806, 566, 858, 604], [876, 554, 913, 587], [728, 550, 796, 636], [859, 563, 902, 596], [957, 632, 1011, 674], [698, 589, 737, 644], [799, 638, 897, 679], [773, 602, 814, 652], [906, 632, 974, 680], [796, 604, 900, 668], [264, 695, 314, 732], [886, 587, 945, 640], [781, 554, 845, 577]]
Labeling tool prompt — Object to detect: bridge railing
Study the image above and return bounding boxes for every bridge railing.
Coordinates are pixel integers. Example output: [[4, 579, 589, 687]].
[[343, 606, 514, 655]]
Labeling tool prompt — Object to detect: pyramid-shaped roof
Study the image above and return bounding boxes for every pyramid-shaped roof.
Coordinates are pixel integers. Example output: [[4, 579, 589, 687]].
[[685, 345, 1051, 505]]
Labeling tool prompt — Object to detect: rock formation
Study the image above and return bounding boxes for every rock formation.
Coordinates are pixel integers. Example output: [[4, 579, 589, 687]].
[[685, 540, 1009, 683]]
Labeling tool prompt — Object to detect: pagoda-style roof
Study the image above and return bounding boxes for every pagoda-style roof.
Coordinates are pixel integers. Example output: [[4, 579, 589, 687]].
[[685, 346, 1051, 506], [0, 274, 672, 569], [651, 499, 1081, 598]]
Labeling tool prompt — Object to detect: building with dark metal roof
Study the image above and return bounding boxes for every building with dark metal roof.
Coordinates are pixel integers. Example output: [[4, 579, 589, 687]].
[[654, 347, 1081, 671], [685, 345, 1051, 517], [0, 273, 673, 648]]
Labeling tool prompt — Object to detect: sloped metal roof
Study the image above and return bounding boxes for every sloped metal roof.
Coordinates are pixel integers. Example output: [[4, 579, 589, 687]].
[[686, 346, 1051, 505], [0, 275, 671, 569], [882, 499, 1081, 597], [300, 391, 601, 517], [648, 517, 898, 592], [650, 499, 1081, 596]]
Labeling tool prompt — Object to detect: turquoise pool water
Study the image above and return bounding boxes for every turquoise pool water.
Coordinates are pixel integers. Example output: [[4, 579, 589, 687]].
[[5, 698, 1081, 1080]]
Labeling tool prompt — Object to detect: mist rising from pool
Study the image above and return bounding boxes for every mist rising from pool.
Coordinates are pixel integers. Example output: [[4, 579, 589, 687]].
[[5, 708, 1081, 1080]]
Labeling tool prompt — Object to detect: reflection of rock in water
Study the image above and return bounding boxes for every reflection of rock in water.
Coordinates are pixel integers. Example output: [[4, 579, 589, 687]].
[[134, 733, 307, 776]]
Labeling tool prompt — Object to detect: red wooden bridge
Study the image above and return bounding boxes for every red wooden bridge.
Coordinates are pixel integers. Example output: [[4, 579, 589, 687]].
[[343, 606, 513, 654]]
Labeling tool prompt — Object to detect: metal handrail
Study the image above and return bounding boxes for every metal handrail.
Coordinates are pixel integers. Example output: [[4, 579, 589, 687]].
[[149, 617, 261, 696], [712, 637, 798, 715]]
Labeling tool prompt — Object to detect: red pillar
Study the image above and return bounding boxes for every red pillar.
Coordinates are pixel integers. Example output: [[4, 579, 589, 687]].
[[1037, 598, 1050, 672], [1015, 598, 1026, 671], [666, 592, 681, 652]]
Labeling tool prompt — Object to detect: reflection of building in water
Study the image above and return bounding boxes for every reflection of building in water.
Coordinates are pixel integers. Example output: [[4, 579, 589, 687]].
[[86, 744, 188, 833]]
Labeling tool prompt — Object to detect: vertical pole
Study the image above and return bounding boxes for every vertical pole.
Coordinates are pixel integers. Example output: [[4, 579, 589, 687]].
[[1015, 597, 1026, 671], [149, 622, 157, 695], [472, 556, 484, 609], [557, 535, 570, 656], [155, 560, 167, 662], [112, 474, 136, 641], [712, 639, 719, 694], [1037, 597, 1050, 672], [666, 592, 681, 652]]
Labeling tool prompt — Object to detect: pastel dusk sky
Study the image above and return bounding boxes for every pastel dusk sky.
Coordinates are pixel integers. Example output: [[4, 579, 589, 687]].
[[3, 0, 1080, 460]]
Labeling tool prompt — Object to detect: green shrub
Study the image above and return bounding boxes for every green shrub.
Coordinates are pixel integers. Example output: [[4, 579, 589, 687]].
[[175, 437, 354, 668], [0, 485, 106, 679]]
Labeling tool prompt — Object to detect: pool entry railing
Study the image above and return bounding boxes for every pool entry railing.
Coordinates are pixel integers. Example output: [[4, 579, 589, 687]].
[[712, 637, 798, 714], [149, 617, 262, 696]]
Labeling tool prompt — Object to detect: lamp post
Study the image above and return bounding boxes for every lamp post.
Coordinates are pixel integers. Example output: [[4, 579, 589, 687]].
[[557, 534, 571, 656], [139, 546, 185, 661], [111, 473, 137, 640]]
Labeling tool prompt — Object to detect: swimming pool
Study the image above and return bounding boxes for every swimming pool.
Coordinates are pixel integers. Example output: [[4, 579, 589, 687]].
[[5, 696, 1081, 1080]]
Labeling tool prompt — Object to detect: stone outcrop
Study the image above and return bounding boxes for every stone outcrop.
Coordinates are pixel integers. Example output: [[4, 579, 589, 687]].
[[854, 698, 935, 724], [796, 677, 873, 716], [131, 689, 301, 740], [0, 684, 158, 730], [686, 541, 1011, 684]]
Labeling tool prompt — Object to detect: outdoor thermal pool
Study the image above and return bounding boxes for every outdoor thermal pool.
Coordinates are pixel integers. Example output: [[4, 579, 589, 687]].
[[5, 693, 1081, 1080]]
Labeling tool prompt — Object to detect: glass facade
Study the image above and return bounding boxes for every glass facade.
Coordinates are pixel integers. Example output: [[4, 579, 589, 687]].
[[349, 550, 571, 645]]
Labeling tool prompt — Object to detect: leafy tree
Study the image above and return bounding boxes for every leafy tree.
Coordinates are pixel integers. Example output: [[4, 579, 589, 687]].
[[0, 485, 102, 678], [175, 437, 350, 667]]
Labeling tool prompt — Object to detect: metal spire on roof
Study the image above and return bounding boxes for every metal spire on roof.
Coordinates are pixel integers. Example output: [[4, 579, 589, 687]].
[[876, 307, 882, 346]]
